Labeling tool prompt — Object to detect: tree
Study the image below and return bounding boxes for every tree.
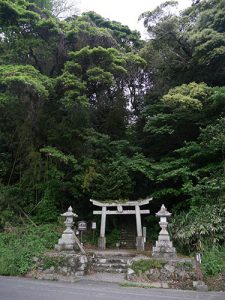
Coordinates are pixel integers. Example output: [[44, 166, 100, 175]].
[[83, 11, 143, 52], [60, 46, 146, 138], [29, 0, 52, 10], [0, 0, 225, 257], [139, 0, 225, 101]]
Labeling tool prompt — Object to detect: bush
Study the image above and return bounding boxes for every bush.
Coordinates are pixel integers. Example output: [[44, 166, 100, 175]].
[[0, 224, 60, 276], [170, 204, 225, 253], [201, 246, 225, 277], [106, 228, 121, 247]]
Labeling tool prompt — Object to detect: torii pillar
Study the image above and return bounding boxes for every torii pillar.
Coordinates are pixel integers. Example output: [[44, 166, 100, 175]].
[[99, 206, 107, 250]]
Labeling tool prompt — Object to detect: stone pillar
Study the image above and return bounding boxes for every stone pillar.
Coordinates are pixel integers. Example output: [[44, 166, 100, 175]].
[[152, 204, 176, 258], [98, 206, 106, 250], [135, 205, 144, 251]]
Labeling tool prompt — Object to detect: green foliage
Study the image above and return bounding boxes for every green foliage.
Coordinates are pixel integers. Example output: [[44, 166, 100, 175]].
[[201, 246, 225, 277], [0, 64, 52, 99], [41, 255, 64, 270], [40, 146, 77, 165], [0, 0, 225, 279], [106, 228, 121, 247], [131, 259, 165, 274], [145, 215, 159, 241], [34, 188, 58, 223], [79, 134, 152, 200], [120, 281, 153, 288], [0, 224, 59, 275], [176, 261, 193, 269], [82, 229, 98, 246], [162, 82, 212, 110], [29, 0, 53, 11], [0, 209, 14, 227], [139, 0, 225, 99], [171, 204, 225, 252], [83, 11, 143, 51]]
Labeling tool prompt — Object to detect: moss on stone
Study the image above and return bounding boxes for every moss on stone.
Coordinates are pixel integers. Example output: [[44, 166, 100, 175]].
[[42, 256, 64, 270], [131, 259, 165, 274]]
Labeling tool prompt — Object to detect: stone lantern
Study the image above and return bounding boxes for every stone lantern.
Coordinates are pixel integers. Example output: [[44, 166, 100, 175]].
[[55, 206, 78, 251], [152, 204, 176, 258]]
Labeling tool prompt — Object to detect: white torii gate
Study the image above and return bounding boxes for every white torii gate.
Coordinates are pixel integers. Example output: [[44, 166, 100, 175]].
[[90, 198, 152, 250]]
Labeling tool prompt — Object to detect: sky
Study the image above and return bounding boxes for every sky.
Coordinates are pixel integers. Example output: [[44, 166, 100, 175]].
[[77, 0, 193, 36]]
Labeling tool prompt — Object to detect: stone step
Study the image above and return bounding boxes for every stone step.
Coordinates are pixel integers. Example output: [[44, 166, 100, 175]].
[[89, 251, 135, 275], [120, 238, 135, 240], [92, 259, 128, 265], [120, 232, 135, 237], [92, 262, 127, 268], [93, 260, 131, 266], [120, 228, 136, 248], [120, 232, 135, 236], [91, 251, 136, 258], [93, 258, 131, 264], [92, 267, 127, 273], [120, 231, 135, 236], [89, 251, 136, 274], [119, 243, 136, 249]]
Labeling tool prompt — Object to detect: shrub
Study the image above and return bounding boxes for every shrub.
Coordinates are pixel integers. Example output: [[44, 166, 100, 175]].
[[106, 228, 121, 247], [170, 204, 225, 253], [201, 246, 225, 277], [0, 224, 60, 276]]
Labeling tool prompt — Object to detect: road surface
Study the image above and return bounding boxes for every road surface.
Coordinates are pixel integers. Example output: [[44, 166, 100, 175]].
[[0, 276, 224, 300]]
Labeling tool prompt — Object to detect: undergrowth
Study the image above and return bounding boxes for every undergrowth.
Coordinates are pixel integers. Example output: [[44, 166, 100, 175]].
[[201, 246, 225, 277], [0, 224, 60, 276], [131, 259, 165, 274]]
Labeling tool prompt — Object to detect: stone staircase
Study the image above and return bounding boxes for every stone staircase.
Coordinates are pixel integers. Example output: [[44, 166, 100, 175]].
[[90, 250, 136, 274], [119, 223, 136, 249]]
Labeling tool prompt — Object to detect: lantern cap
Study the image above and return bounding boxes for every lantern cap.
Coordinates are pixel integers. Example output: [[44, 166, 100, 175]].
[[61, 206, 78, 218], [155, 204, 171, 217]]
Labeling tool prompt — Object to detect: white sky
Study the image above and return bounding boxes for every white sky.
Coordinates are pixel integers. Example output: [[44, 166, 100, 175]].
[[77, 0, 192, 36]]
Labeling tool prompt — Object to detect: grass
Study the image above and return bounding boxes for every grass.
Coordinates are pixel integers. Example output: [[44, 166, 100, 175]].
[[176, 261, 193, 269], [42, 255, 64, 270], [201, 246, 225, 277], [131, 259, 165, 274], [120, 281, 153, 288], [0, 224, 60, 276]]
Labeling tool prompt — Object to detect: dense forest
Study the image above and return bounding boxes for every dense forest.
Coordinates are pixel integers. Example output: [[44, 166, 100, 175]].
[[0, 0, 225, 278]]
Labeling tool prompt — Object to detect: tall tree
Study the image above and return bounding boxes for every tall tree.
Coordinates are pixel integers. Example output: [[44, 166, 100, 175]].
[[139, 0, 225, 100]]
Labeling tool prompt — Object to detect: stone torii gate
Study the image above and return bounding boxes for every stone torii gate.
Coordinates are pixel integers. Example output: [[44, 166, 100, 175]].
[[90, 198, 152, 250]]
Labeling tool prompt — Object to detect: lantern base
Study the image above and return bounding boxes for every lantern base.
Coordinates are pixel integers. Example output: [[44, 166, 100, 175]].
[[152, 240, 176, 259], [55, 231, 76, 251]]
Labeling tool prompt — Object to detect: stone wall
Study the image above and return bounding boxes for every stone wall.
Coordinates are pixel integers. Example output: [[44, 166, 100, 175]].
[[30, 251, 202, 290], [31, 251, 89, 281], [127, 257, 198, 289]]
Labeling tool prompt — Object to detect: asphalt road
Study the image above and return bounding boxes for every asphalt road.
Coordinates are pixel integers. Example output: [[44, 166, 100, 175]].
[[0, 276, 225, 300]]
